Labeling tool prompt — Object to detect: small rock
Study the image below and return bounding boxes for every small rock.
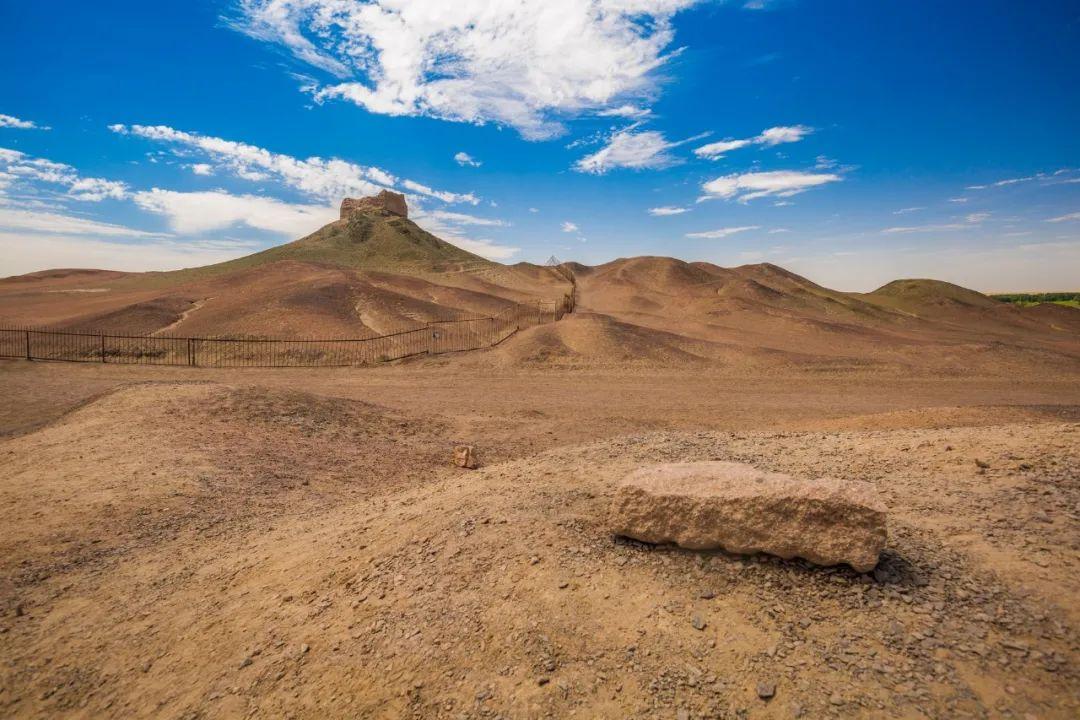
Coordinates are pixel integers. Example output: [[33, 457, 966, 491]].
[[453, 445, 478, 469], [699, 590, 716, 600], [691, 615, 707, 631], [756, 681, 776, 700], [239, 657, 253, 669], [829, 693, 844, 706], [974, 459, 990, 469], [537, 677, 550, 686], [300, 643, 310, 655]]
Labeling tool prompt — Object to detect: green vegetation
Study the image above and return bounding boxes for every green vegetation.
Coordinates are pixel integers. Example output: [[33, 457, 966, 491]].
[[992, 292, 1080, 309]]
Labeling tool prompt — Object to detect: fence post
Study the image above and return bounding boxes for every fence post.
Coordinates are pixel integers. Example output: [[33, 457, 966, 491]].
[[189, 338, 196, 366], [101, 334, 106, 363], [25, 330, 31, 361]]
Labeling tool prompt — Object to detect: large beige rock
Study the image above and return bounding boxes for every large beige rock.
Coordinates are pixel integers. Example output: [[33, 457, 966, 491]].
[[609, 462, 886, 572]]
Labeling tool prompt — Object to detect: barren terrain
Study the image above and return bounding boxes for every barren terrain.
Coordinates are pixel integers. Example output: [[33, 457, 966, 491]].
[[2, 204, 1079, 718], [1, 355, 1078, 719]]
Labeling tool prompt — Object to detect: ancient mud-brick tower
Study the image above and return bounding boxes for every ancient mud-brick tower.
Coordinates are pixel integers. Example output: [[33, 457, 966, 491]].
[[340, 190, 408, 219]]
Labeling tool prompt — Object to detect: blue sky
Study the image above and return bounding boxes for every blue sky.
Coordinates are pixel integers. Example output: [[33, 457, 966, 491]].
[[1, 0, 1078, 291]]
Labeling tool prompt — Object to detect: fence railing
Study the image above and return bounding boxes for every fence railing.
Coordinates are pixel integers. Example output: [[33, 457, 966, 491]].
[[0, 293, 574, 368]]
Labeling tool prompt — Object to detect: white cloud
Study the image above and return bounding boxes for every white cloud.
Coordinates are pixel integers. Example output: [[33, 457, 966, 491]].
[[686, 225, 760, 239], [966, 174, 1045, 190], [700, 170, 841, 203], [574, 125, 705, 174], [423, 210, 506, 227], [893, 206, 925, 215], [0, 232, 253, 277], [694, 124, 812, 159], [408, 208, 518, 260], [0, 114, 48, 130], [528, 207, 539, 213], [110, 123, 477, 205], [67, 177, 130, 202], [756, 125, 812, 146], [454, 151, 482, 168], [882, 211, 989, 235], [648, 206, 689, 216], [881, 223, 972, 235], [692, 139, 752, 159], [561, 221, 579, 233], [446, 236, 520, 261], [132, 189, 336, 237], [0, 207, 162, 238], [1046, 211, 1080, 223], [0, 148, 130, 202], [596, 105, 652, 118], [234, 0, 697, 140], [189, 163, 214, 176]]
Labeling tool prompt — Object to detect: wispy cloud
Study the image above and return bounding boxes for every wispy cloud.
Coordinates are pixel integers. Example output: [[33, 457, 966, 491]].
[[0, 114, 48, 130], [561, 221, 579, 233], [454, 151, 482, 168], [0, 148, 130, 201], [686, 225, 760, 239], [893, 206, 925, 215], [442, 236, 520, 261], [131, 189, 336, 236], [699, 170, 841, 203], [0, 207, 161, 238], [0, 232, 257, 277], [966, 173, 1045, 190], [110, 124, 478, 205], [1046, 211, 1080, 223], [694, 124, 812, 159], [648, 206, 690, 216], [233, 0, 696, 140], [574, 125, 707, 175], [596, 105, 652, 119], [423, 210, 507, 227], [882, 211, 988, 234]]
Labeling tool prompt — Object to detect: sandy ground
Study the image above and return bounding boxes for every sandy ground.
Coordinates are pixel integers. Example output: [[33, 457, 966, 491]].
[[1, 356, 1078, 719]]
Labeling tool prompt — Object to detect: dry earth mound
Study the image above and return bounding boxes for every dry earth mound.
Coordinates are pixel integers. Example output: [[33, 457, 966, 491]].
[[0, 384, 1076, 718], [0, 194, 571, 338]]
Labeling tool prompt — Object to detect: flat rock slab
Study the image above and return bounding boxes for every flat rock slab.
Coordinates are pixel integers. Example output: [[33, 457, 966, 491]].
[[609, 461, 887, 572]]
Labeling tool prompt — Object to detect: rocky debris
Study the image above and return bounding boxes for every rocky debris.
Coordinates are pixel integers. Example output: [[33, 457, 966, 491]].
[[453, 445, 478, 469], [756, 680, 776, 700], [340, 190, 408, 219], [609, 461, 887, 572]]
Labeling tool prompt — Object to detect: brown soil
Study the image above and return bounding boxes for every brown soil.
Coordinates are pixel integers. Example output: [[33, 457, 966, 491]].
[[0, 357, 1078, 719], [2, 235, 1079, 718]]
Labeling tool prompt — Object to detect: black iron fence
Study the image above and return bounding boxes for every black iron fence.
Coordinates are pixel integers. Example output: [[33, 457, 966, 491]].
[[0, 294, 574, 368]]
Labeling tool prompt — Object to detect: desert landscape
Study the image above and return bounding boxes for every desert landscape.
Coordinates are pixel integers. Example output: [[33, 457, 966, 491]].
[[3, 2, 1079, 718], [1, 192, 1079, 719]]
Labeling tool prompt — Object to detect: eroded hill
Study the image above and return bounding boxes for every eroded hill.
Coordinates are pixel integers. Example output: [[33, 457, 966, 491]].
[[1, 199, 1078, 375]]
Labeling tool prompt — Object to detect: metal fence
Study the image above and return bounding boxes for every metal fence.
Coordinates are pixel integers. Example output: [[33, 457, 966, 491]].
[[0, 294, 573, 368]]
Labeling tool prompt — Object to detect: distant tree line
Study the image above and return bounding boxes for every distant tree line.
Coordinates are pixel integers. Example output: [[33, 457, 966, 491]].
[[992, 292, 1080, 307]]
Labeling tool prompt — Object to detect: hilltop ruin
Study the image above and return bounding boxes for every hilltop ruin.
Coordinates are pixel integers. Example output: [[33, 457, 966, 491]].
[[340, 190, 408, 219]]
